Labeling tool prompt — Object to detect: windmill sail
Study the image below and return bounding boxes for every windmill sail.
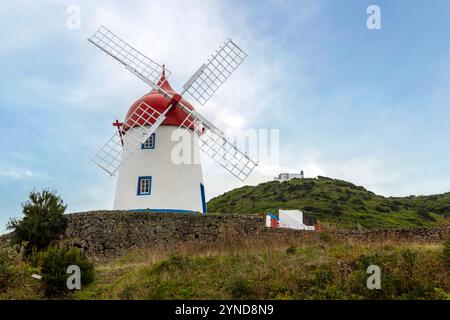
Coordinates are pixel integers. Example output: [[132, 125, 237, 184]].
[[182, 39, 247, 106], [178, 107, 257, 182], [88, 26, 256, 182], [88, 25, 171, 90], [92, 101, 166, 176]]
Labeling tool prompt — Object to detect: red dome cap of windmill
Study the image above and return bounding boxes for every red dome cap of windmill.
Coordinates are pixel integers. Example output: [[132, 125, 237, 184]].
[[123, 65, 195, 129]]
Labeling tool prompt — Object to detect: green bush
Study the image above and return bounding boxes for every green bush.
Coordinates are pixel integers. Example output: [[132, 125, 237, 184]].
[[375, 204, 391, 213], [0, 241, 24, 290], [313, 264, 334, 288], [319, 231, 337, 243], [151, 253, 189, 274], [442, 237, 450, 269], [285, 245, 297, 255], [229, 276, 252, 299], [7, 190, 67, 253], [41, 245, 94, 297]]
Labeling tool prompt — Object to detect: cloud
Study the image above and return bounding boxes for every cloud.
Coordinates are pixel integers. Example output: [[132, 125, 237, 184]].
[[0, 1, 59, 54], [65, 182, 115, 213], [0, 167, 35, 179], [0, 164, 49, 180]]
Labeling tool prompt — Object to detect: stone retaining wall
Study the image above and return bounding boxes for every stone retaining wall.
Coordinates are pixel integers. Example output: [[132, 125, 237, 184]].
[[64, 211, 450, 259]]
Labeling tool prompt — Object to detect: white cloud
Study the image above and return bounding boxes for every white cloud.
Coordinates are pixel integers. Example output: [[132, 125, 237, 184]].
[[0, 168, 35, 179], [0, 0, 63, 54], [0, 164, 49, 180], [66, 181, 115, 213]]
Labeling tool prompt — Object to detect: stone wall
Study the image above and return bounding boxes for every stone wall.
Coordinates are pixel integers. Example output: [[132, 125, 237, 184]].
[[64, 211, 450, 259], [64, 211, 265, 258], [336, 227, 450, 242]]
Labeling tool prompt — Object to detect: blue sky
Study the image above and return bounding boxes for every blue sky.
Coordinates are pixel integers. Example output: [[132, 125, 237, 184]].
[[1, 0, 449, 233]]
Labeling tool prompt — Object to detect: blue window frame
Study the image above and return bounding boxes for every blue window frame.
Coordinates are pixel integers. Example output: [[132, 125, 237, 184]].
[[137, 176, 152, 196], [141, 133, 155, 149]]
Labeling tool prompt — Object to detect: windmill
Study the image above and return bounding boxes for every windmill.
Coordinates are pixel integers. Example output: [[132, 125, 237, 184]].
[[88, 26, 257, 213]]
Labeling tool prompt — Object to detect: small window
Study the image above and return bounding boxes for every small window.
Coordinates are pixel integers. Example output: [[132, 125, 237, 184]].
[[141, 133, 155, 149], [137, 176, 152, 195]]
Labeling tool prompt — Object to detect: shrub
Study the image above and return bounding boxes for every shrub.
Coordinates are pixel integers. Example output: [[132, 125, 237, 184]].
[[41, 245, 94, 297], [319, 231, 337, 243], [151, 253, 189, 273], [229, 276, 252, 299], [285, 245, 297, 255], [400, 249, 417, 271], [119, 285, 139, 300], [312, 264, 334, 288], [375, 204, 391, 213], [416, 207, 435, 221], [7, 190, 67, 253], [0, 241, 24, 290], [442, 237, 450, 270]]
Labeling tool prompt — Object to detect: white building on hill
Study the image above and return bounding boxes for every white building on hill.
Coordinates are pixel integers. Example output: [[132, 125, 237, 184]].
[[274, 171, 304, 182]]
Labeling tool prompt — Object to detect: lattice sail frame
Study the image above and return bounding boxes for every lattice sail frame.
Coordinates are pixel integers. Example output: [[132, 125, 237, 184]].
[[88, 25, 171, 88], [182, 39, 247, 106], [92, 102, 166, 176], [178, 109, 257, 182], [88, 25, 257, 181]]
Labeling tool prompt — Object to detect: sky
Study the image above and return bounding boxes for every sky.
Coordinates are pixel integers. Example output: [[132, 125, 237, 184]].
[[1, 0, 449, 233]]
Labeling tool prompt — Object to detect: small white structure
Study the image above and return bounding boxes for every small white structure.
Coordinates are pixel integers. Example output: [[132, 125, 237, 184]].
[[274, 171, 304, 182], [266, 209, 315, 230], [279, 210, 315, 230]]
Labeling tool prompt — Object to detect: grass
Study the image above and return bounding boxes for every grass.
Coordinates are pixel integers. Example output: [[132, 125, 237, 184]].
[[2, 235, 449, 300], [74, 238, 449, 300]]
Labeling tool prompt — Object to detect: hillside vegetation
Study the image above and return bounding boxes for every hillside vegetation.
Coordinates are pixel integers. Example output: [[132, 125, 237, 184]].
[[207, 177, 450, 229]]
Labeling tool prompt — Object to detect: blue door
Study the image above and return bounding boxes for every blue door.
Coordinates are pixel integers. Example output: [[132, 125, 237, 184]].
[[200, 183, 207, 214]]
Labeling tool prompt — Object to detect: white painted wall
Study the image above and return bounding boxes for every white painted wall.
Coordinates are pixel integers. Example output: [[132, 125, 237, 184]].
[[279, 210, 315, 230], [265, 215, 271, 227], [113, 125, 205, 212]]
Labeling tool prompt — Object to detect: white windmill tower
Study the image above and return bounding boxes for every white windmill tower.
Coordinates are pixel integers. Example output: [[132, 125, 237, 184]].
[[88, 26, 257, 213]]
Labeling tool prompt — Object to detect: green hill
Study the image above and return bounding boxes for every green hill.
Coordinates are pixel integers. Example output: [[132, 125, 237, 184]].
[[207, 176, 450, 229]]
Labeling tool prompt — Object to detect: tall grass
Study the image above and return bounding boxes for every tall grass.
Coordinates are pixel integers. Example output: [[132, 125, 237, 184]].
[[2, 232, 449, 300], [72, 234, 450, 300]]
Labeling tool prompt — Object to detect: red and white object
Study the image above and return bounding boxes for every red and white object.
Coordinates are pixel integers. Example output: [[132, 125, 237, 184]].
[[266, 210, 315, 230], [265, 213, 280, 228], [88, 26, 257, 212]]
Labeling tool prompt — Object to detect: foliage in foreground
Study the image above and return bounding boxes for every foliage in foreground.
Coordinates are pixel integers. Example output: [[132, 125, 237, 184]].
[[0, 241, 95, 299], [1, 232, 449, 300], [0, 241, 23, 290], [207, 176, 450, 229], [0, 240, 42, 299], [7, 189, 67, 253], [40, 245, 95, 297], [70, 240, 450, 300], [443, 237, 450, 270]]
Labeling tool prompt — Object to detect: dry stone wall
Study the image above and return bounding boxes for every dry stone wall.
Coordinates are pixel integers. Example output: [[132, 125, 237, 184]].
[[63, 211, 450, 259], [64, 211, 265, 258]]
